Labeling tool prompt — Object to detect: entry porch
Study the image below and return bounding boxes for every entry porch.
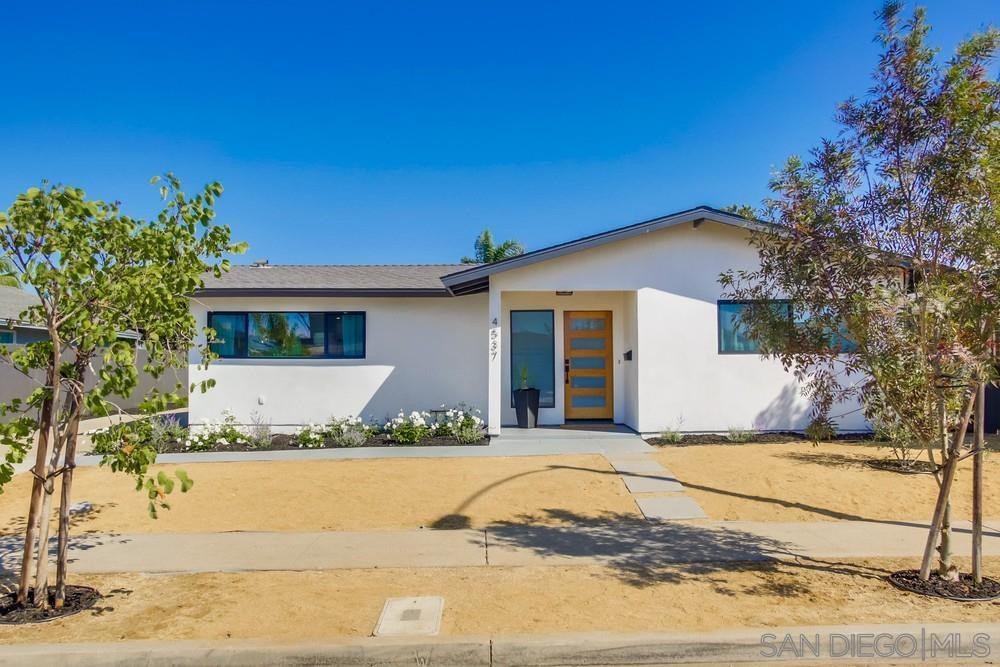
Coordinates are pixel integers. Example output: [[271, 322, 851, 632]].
[[486, 289, 639, 435]]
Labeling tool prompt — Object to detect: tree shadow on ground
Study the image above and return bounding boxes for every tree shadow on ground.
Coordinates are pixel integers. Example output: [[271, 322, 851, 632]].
[[485, 509, 795, 588], [774, 451, 869, 469], [0, 502, 119, 538], [0, 529, 130, 577], [484, 509, 897, 595]]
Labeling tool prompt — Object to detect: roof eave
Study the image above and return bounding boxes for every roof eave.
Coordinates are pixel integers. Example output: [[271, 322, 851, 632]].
[[441, 206, 776, 292], [192, 287, 452, 298]]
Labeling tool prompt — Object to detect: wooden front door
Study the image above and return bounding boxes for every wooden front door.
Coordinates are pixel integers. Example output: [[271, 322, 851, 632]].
[[563, 311, 613, 420]]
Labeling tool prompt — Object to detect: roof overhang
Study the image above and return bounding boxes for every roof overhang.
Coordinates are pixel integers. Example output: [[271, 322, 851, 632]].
[[192, 287, 451, 298], [440, 206, 777, 295]]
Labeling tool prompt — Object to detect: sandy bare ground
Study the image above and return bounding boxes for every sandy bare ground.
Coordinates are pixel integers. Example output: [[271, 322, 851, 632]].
[[655, 441, 1000, 522], [0, 557, 998, 643], [0, 455, 639, 535]]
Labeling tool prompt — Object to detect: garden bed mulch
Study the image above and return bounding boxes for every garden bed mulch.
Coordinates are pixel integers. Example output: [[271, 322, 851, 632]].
[[646, 431, 886, 447], [888, 569, 1000, 601], [865, 458, 938, 475], [0, 586, 100, 624], [151, 433, 489, 454]]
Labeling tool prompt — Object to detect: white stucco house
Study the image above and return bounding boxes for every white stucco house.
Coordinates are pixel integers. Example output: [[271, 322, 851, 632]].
[[188, 206, 868, 436]]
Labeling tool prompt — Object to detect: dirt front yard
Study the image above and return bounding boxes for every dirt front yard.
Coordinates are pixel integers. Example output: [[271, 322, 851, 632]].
[[655, 441, 1000, 522], [0, 454, 639, 535], [0, 557, 998, 643]]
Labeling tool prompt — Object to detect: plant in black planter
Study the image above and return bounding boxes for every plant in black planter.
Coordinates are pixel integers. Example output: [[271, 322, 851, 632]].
[[513, 365, 540, 428]]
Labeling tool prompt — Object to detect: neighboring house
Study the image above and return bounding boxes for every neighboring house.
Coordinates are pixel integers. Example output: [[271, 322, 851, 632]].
[[0, 285, 50, 346], [188, 206, 874, 436], [0, 285, 185, 414]]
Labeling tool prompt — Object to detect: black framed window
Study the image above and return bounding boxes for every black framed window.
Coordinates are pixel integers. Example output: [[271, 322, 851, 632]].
[[209, 312, 365, 359], [718, 301, 857, 355], [510, 310, 555, 407]]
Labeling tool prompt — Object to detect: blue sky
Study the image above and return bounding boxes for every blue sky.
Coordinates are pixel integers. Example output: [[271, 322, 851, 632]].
[[0, 1, 995, 264]]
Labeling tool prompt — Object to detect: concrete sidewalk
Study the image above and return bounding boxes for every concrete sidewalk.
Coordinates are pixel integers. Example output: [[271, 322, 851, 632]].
[[0, 623, 996, 665], [7, 519, 1000, 575]]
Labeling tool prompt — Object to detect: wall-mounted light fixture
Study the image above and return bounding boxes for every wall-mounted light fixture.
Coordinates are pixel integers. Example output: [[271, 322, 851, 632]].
[[555, 291, 574, 296]]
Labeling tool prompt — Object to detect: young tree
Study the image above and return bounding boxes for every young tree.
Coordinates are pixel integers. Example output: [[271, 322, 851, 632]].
[[720, 3, 999, 582], [461, 228, 525, 264], [0, 175, 245, 609]]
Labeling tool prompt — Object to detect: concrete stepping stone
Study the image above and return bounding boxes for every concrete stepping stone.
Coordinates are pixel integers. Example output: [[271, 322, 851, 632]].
[[607, 455, 686, 493], [636, 496, 708, 521], [374, 597, 444, 637], [619, 472, 685, 494], [606, 457, 667, 475]]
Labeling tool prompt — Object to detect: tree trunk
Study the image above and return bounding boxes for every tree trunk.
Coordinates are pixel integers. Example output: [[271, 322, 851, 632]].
[[30, 381, 64, 609], [973, 381, 985, 584], [15, 376, 55, 606], [938, 501, 955, 579], [54, 391, 82, 609], [30, 430, 60, 608], [919, 390, 976, 580]]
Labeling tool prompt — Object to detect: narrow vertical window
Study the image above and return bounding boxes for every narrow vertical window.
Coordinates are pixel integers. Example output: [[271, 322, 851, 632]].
[[511, 310, 555, 407]]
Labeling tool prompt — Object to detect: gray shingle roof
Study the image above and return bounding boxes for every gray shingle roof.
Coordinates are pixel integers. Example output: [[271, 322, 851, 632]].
[[196, 264, 477, 296], [0, 286, 40, 322]]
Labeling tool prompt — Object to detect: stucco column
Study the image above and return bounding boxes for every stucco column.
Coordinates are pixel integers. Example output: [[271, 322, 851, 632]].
[[487, 283, 502, 436]]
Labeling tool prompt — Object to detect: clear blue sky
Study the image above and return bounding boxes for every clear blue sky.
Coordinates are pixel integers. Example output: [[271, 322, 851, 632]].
[[0, 1, 995, 264]]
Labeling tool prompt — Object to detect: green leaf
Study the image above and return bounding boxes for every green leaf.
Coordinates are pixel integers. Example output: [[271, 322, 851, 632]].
[[175, 469, 194, 493]]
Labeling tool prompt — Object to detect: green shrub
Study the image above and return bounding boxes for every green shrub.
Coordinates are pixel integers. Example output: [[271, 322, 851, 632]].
[[725, 426, 755, 443], [658, 430, 684, 444], [293, 423, 329, 448], [432, 405, 485, 444], [386, 411, 430, 444], [804, 417, 837, 443], [186, 411, 246, 451]]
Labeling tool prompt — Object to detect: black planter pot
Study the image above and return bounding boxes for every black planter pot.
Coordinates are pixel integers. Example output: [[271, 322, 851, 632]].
[[513, 388, 540, 429]]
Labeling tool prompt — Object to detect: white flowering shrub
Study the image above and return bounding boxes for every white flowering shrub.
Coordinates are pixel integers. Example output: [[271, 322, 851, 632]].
[[386, 410, 430, 444], [293, 423, 330, 448], [328, 416, 372, 447], [185, 411, 247, 451], [433, 405, 485, 444]]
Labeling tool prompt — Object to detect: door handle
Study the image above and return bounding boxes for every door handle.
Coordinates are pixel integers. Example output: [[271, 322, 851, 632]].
[[564, 358, 569, 384]]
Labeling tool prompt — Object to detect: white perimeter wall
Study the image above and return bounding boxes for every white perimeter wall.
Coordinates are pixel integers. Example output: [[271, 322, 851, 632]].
[[188, 295, 488, 429], [490, 221, 868, 433]]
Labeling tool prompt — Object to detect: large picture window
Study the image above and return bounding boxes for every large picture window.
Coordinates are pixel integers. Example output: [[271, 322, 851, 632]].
[[718, 301, 856, 354], [510, 310, 555, 408], [209, 312, 365, 359]]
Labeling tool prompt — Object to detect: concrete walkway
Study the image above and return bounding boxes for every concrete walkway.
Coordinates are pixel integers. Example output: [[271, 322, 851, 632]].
[[2, 623, 995, 666], [605, 451, 708, 520], [8, 519, 1000, 575], [73, 423, 655, 466]]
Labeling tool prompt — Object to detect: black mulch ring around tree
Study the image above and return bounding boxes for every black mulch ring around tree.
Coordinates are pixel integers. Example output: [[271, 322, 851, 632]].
[[866, 458, 938, 475], [646, 432, 887, 447], [0, 586, 100, 624], [151, 433, 489, 454], [888, 570, 1000, 601]]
